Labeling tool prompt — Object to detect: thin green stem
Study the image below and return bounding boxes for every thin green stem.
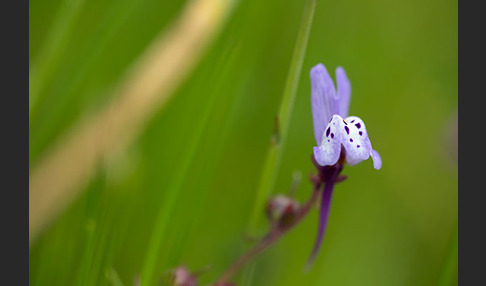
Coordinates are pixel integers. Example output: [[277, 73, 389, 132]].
[[247, 0, 317, 235]]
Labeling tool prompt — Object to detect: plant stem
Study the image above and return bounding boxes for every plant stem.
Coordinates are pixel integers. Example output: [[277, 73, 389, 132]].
[[247, 0, 317, 234], [217, 180, 322, 284], [216, 154, 345, 285]]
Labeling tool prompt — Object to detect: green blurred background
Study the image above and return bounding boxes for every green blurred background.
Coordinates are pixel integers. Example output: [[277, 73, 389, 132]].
[[29, 0, 457, 285]]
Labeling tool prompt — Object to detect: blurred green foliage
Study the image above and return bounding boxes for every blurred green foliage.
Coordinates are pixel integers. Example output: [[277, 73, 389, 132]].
[[29, 0, 457, 285]]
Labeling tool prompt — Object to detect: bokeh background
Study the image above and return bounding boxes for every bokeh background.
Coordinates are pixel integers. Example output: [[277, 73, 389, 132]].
[[29, 0, 457, 285]]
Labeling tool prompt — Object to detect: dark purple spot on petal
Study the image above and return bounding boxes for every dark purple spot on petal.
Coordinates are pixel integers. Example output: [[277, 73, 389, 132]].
[[357, 145, 360, 148], [350, 138, 353, 142], [359, 131, 363, 136], [355, 123, 361, 129], [328, 140, 330, 142], [343, 120, 347, 125], [331, 133, 334, 139], [344, 126, 349, 135], [329, 117, 333, 123], [326, 127, 330, 137], [350, 120, 355, 123]]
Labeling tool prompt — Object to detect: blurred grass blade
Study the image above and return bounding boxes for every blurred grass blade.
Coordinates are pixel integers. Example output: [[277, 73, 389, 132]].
[[29, 0, 86, 115], [138, 27, 243, 286], [247, 0, 316, 234], [106, 268, 124, 286], [439, 221, 458, 286], [139, 90, 214, 286], [29, 0, 235, 245]]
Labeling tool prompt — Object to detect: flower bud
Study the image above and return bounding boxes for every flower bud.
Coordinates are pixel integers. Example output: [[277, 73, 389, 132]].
[[266, 195, 300, 226], [169, 266, 197, 286]]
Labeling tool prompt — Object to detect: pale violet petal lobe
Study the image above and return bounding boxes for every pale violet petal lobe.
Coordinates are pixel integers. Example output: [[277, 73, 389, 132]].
[[313, 115, 344, 166], [341, 116, 372, 166], [371, 149, 382, 170], [336, 67, 351, 118], [311, 64, 339, 145]]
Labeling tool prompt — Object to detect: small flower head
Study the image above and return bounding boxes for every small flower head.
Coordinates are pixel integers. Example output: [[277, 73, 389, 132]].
[[169, 266, 198, 286], [266, 194, 300, 227], [310, 63, 381, 169]]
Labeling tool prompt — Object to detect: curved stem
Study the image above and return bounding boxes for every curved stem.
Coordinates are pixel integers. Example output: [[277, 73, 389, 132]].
[[216, 158, 344, 284], [217, 181, 322, 284]]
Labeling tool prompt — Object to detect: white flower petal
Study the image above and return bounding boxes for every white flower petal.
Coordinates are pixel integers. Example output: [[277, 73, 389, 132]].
[[342, 116, 372, 166], [313, 115, 345, 166]]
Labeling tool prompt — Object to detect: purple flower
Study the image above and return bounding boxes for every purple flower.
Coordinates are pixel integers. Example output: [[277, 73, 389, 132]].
[[306, 63, 382, 269], [311, 63, 381, 169]]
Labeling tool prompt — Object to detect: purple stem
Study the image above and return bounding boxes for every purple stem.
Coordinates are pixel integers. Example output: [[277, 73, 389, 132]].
[[305, 180, 335, 270], [217, 183, 322, 284]]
